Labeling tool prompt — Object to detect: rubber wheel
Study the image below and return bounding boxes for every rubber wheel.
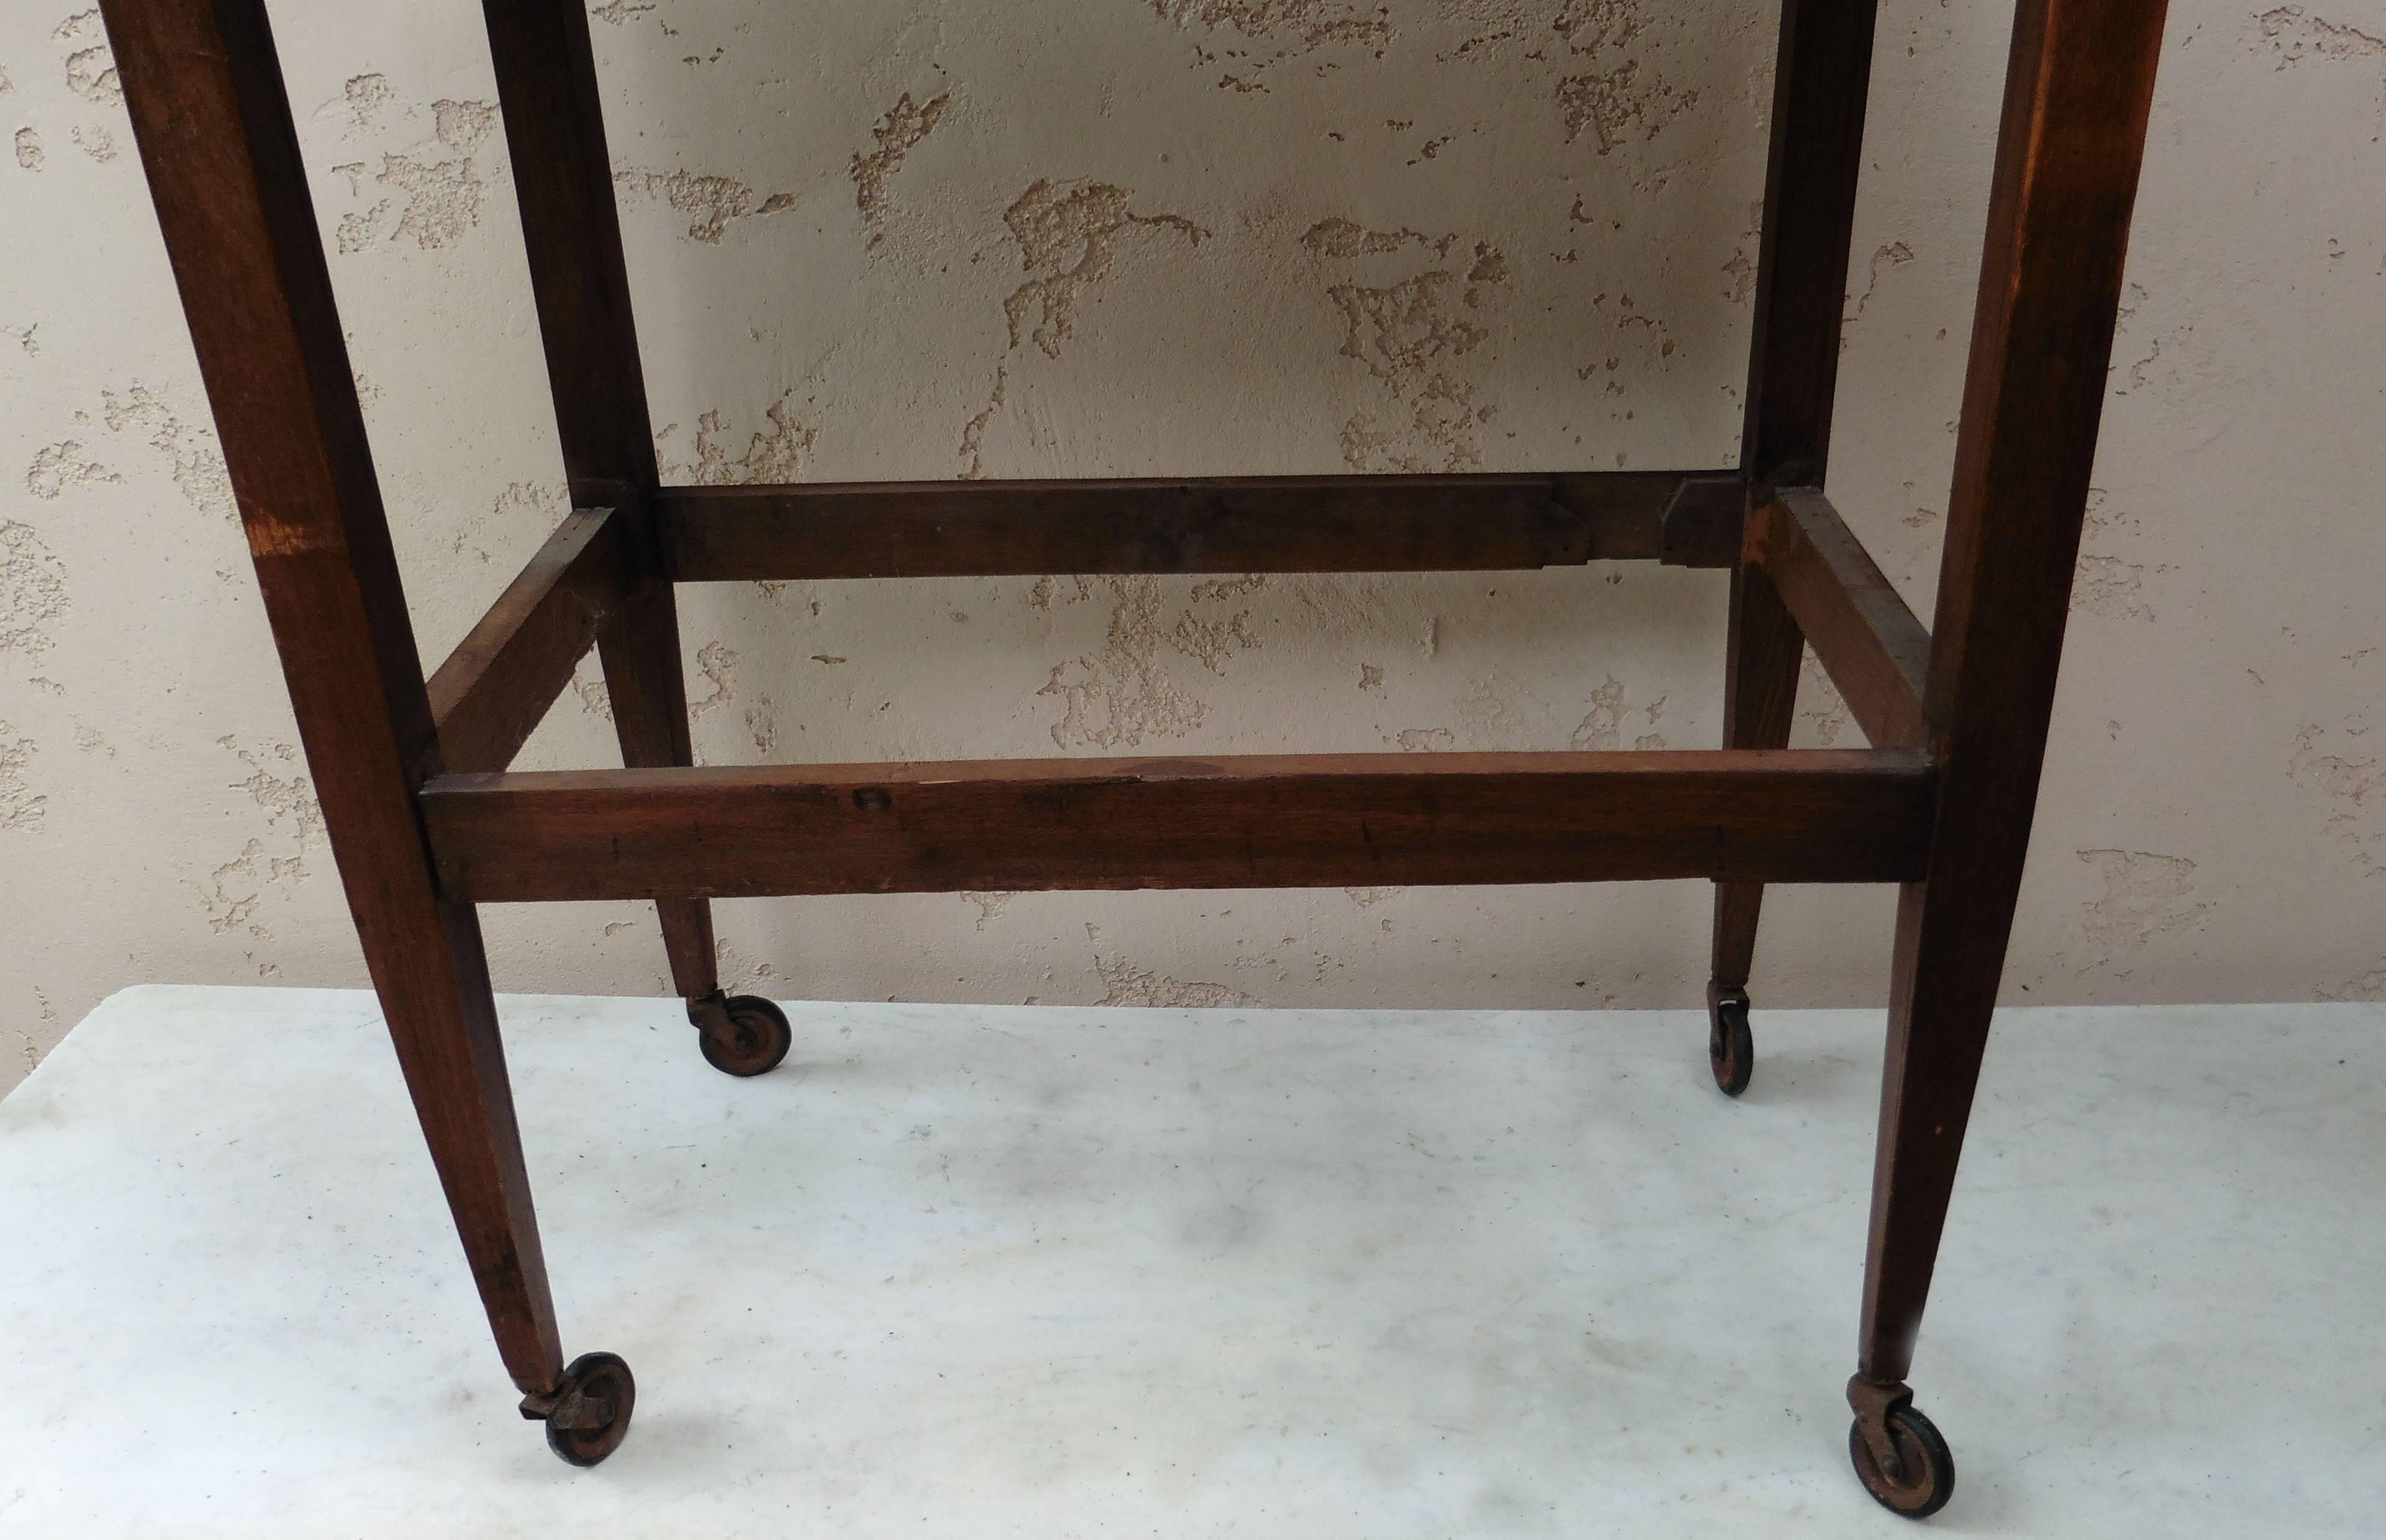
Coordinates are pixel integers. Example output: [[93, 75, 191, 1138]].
[[1848, 1403, 1955, 1519], [545, 1351, 636, 1467], [699, 994, 792, 1077], [1709, 995, 1753, 1098]]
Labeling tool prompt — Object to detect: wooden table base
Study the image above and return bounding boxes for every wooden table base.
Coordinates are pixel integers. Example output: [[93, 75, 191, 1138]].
[[100, 0, 2169, 1514]]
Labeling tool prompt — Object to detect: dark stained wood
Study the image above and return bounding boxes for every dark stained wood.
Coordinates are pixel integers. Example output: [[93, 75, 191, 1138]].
[[1858, 0, 2170, 1391], [1561, 471, 1744, 567], [482, 0, 719, 1004], [594, 574, 718, 1000], [102, 0, 564, 1398], [107, 0, 2171, 1487], [1659, 475, 1749, 568], [418, 750, 1938, 904], [655, 471, 1743, 581], [1741, 0, 1884, 490], [1708, 557, 1805, 994], [427, 507, 632, 774], [479, 0, 656, 504], [1709, 0, 1880, 1005], [1754, 491, 1931, 750]]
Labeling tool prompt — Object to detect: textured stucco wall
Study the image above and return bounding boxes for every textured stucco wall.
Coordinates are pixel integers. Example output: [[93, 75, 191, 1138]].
[[2, 1, 2381, 1094]]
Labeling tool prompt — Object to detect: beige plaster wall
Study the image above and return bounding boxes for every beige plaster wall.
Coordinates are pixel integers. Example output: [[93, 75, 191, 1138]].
[[2, 1, 2381, 1094]]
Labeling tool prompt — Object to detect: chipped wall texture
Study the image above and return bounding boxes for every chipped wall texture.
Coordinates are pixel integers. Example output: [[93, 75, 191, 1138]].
[[1, 1, 2382, 1090]]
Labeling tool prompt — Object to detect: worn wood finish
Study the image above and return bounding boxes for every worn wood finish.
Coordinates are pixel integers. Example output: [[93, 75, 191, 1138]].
[[1858, 0, 2170, 1390], [483, 0, 717, 1002], [102, 0, 565, 1398], [427, 507, 630, 774], [655, 471, 1743, 581], [418, 750, 1938, 904], [1754, 491, 1931, 750]]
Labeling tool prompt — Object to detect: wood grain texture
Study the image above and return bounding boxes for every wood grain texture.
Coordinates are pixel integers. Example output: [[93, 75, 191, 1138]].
[[102, 0, 563, 1397], [1709, 0, 1879, 995], [482, 0, 720, 1005], [479, 0, 656, 504], [1859, 0, 2171, 1388], [655, 471, 1743, 581], [418, 750, 1937, 903], [1754, 491, 1931, 750], [595, 574, 719, 1000], [1659, 475, 1750, 568], [1741, 0, 1883, 490], [1708, 559, 1806, 990], [427, 507, 630, 774]]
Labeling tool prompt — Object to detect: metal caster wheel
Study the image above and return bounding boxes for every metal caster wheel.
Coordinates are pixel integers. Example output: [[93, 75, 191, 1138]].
[[697, 993, 792, 1077], [1848, 1403, 1955, 1519], [1707, 987, 1753, 1098], [537, 1351, 636, 1467]]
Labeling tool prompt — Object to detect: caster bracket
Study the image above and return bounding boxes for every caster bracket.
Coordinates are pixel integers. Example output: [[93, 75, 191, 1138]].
[[519, 1370, 610, 1429], [524, 1351, 639, 1465], [1705, 981, 1754, 1097], [1846, 1375, 1915, 1480], [686, 988, 736, 1048]]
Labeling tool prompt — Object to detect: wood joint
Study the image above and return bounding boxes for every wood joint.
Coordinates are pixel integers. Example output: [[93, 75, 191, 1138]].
[[1754, 490, 1931, 750], [427, 506, 633, 774], [1658, 474, 1748, 568]]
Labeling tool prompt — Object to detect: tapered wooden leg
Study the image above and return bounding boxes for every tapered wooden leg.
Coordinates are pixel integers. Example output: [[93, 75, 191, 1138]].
[[479, 0, 749, 1054], [1710, 561, 1805, 985], [1846, 0, 2167, 1516], [1707, 561, 1803, 1094], [104, 0, 632, 1464], [596, 577, 721, 1007], [383, 906, 565, 1393], [1711, 0, 1882, 1097], [1858, 880, 1995, 1387], [596, 575, 790, 1076]]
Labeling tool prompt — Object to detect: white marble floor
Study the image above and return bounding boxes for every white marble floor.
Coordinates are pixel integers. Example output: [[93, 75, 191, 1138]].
[[0, 986, 2379, 1536]]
